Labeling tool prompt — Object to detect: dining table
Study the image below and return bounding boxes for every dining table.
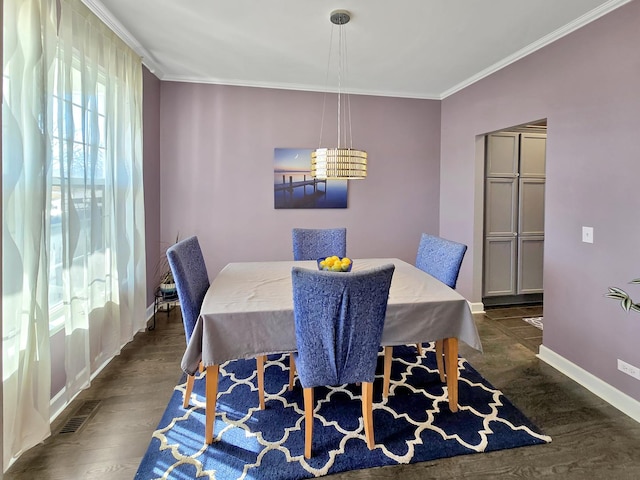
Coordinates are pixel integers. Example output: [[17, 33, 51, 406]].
[[181, 258, 483, 444]]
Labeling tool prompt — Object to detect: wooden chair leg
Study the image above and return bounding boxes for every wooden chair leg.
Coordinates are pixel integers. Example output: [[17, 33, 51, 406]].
[[303, 387, 314, 459], [288, 354, 296, 391], [435, 339, 446, 382], [362, 382, 375, 449], [205, 364, 219, 444], [416, 343, 423, 356], [383, 346, 393, 398], [183, 374, 195, 408], [257, 355, 265, 410]]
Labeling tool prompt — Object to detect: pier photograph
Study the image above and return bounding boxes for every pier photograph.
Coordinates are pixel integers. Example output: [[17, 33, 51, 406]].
[[274, 148, 348, 209]]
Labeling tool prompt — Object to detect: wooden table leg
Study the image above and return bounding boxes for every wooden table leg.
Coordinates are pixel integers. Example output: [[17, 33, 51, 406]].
[[257, 355, 265, 410], [288, 354, 296, 391], [205, 364, 219, 444], [443, 338, 458, 412]]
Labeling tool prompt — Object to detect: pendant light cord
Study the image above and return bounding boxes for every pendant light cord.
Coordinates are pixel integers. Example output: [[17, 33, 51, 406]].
[[317, 26, 335, 149], [337, 20, 354, 149], [317, 21, 354, 150], [337, 22, 343, 149], [344, 26, 353, 150]]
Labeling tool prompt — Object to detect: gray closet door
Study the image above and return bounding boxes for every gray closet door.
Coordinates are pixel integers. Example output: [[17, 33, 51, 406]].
[[484, 133, 519, 297], [517, 133, 546, 293], [483, 131, 546, 298]]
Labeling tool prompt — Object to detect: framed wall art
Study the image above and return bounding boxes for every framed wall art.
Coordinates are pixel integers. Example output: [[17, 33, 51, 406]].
[[273, 148, 348, 209]]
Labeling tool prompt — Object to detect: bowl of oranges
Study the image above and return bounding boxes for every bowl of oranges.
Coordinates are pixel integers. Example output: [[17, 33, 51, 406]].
[[317, 256, 353, 272]]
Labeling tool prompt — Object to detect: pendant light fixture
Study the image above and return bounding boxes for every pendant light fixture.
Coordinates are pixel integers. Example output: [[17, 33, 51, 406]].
[[311, 9, 367, 180]]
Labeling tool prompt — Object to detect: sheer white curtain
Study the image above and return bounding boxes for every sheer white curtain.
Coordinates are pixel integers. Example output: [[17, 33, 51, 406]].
[[2, 0, 58, 470], [55, 0, 146, 399], [2, 0, 146, 470]]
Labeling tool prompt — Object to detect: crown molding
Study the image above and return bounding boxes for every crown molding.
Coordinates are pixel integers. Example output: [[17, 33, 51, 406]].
[[161, 74, 442, 100], [440, 0, 634, 99], [81, 0, 164, 77]]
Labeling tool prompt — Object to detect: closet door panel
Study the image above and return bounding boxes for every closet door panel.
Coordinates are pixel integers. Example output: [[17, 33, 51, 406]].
[[485, 178, 518, 237], [484, 237, 517, 296], [486, 133, 519, 177], [517, 236, 544, 294], [519, 178, 545, 236], [520, 133, 546, 178]]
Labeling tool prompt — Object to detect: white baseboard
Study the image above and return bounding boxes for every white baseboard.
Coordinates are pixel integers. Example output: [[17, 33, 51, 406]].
[[50, 388, 70, 423], [468, 301, 485, 314], [146, 302, 155, 324], [538, 345, 640, 424]]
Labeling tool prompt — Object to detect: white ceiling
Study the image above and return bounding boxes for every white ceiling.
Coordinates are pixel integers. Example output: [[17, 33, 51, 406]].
[[83, 0, 630, 99]]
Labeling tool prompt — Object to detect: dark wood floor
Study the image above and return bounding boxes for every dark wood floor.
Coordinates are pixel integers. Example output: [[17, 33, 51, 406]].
[[483, 304, 544, 353], [5, 305, 640, 479]]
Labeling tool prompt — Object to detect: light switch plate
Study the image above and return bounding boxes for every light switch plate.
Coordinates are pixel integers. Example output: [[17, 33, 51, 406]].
[[582, 226, 594, 243]]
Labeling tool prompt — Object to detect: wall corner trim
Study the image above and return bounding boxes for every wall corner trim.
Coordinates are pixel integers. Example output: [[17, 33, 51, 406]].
[[81, 0, 164, 77], [440, 0, 635, 99], [538, 345, 640, 424], [468, 301, 485, 314]]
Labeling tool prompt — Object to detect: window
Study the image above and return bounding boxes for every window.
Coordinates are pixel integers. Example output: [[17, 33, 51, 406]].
[[48, 62, 107, 332]]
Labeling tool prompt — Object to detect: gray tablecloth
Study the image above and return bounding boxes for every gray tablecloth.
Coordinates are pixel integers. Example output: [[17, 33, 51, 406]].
[[182, 258, 482, 375]]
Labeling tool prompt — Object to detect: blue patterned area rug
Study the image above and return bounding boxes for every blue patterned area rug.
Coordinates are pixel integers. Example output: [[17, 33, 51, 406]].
[[135, 345, 551, 479]]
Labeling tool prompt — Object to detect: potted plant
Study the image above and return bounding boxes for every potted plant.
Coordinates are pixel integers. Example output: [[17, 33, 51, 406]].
[[155, 234, 179, 298], [159, 270, 177, 297]]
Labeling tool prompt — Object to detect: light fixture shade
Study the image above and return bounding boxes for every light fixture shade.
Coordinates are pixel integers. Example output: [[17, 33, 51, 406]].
[[311, 148, 367, 180]]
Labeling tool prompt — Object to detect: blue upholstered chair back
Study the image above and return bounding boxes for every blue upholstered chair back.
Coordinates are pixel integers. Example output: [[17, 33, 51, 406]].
[[166, 236, 210, 345], [292, 228, 347, 261], [415, 233, 467, 289], [291, 264, 395, 387]]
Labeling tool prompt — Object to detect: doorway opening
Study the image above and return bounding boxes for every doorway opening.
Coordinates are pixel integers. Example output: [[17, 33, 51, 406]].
[[482, 120, 547, 309]]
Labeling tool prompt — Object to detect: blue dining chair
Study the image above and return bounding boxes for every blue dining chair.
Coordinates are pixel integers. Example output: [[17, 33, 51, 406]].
[[292, 227, 347, 261], [167, 236, 266, 409], [415, 233, 467, 290], [415, 233, 467, 380], [383, 233, 467, 396], [289, 264, 395, 458]]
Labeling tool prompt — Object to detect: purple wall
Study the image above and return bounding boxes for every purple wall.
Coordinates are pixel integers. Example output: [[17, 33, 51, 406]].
[[143, 66, 162, 306], [441, 1, 640, 399], [158, 83, 441, 278]]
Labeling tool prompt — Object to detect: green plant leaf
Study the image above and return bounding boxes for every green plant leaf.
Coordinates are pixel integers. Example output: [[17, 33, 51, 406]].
[[605, 287, 628, 301], [608, 286, 628, 295], [606, 281, 640, 315], [605, 292, 627, 301]]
